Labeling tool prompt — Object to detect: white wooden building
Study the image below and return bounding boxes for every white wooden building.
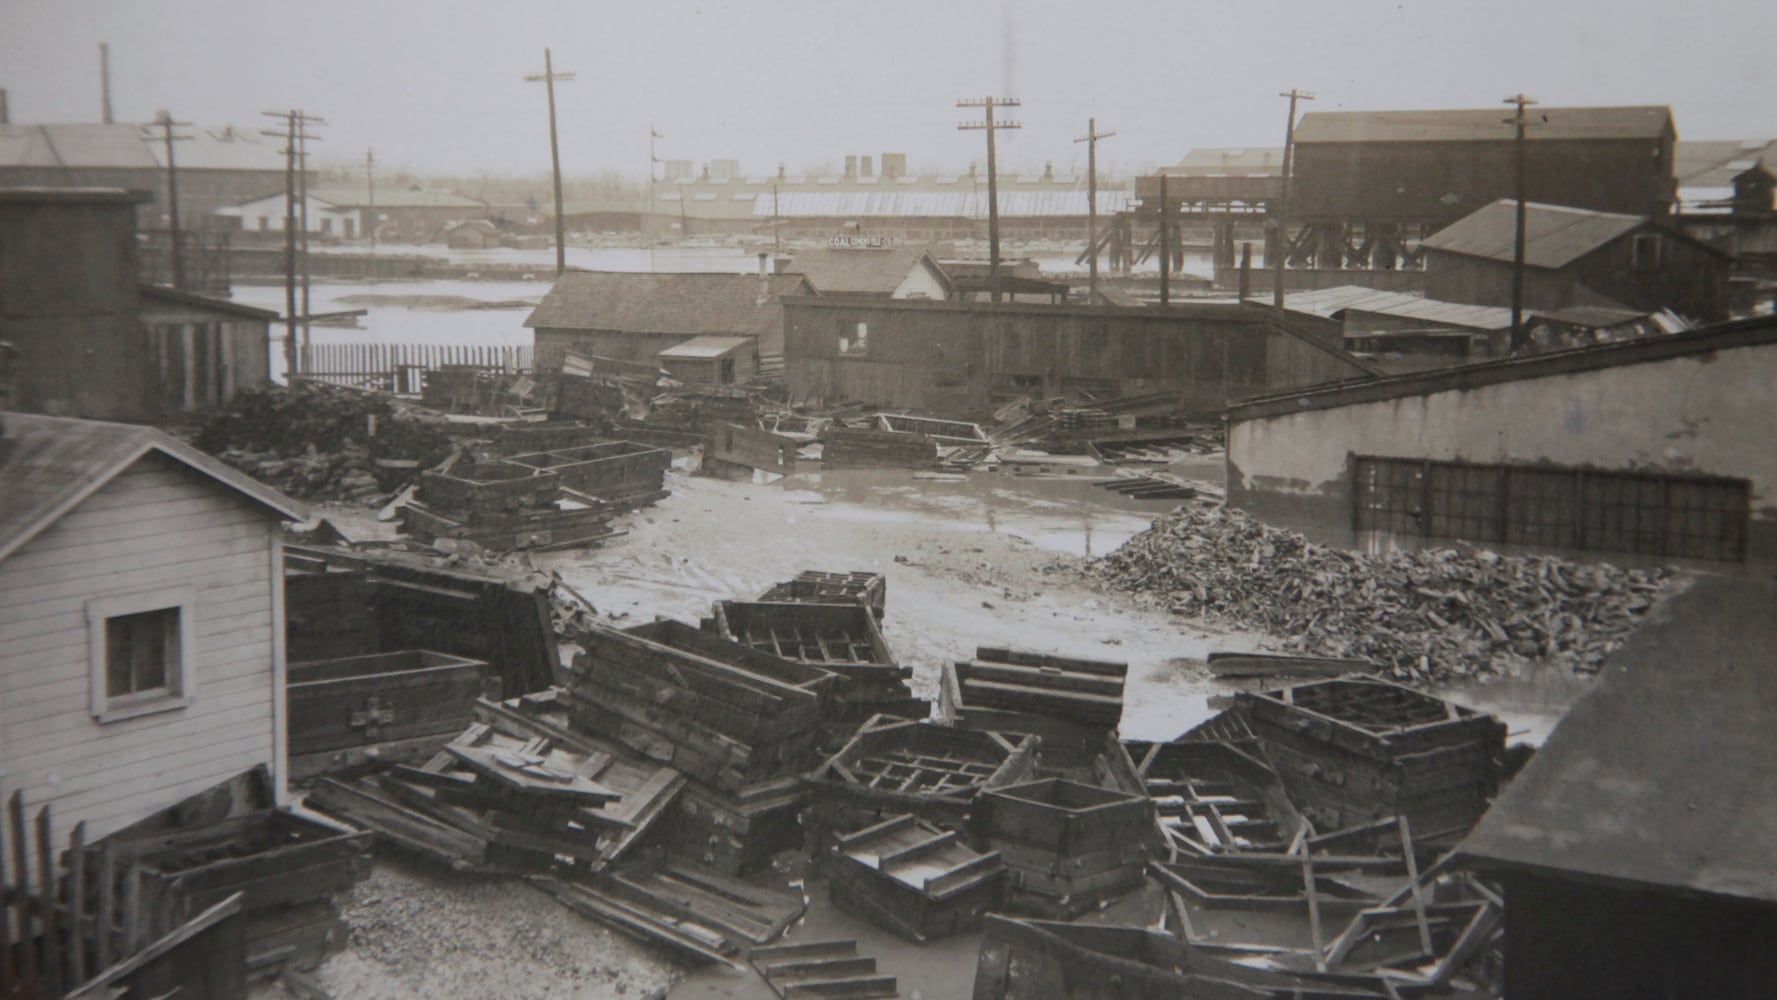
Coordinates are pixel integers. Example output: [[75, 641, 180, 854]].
[[215, 191, 359, 238], [0, 412, 306, 841]]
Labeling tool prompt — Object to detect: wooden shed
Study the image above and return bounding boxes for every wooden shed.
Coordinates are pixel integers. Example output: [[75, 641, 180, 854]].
[[0, 412, 306, 843], [138, 285, 277, 412], [658, 335, 757, 386]]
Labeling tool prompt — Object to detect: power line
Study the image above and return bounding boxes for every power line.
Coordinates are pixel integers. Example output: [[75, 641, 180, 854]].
[[525, 49, 576, 277], [1074, 118, 1115, 304], [958, 97, 1021, 302]]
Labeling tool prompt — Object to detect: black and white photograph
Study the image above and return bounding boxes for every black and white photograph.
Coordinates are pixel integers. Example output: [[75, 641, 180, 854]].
[[0, 1, 1773, 996]]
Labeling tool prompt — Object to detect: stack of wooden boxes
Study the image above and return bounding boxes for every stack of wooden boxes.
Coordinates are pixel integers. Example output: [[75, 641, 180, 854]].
[[981, 778, 1156, 918]]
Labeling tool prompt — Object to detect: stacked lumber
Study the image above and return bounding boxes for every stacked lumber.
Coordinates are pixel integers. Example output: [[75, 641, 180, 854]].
[[1094, 504, 1678, 680], [809, 716, 1039, 835], [820, 428, 938, 469], [827, 814, 1007, 942], [191, 381, 453, 502], [1237, 678, 1506, 842], [980, 778, 1156, 919], [758, 570, 888, 619], [939, 647, 1126, 750], [708, 600, 924, 722]]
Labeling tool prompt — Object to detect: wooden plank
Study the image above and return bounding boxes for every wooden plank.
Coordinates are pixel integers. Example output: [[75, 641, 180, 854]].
[[36, 805, 63, 998], [64, 893, 245, 1000], [68, 821, 87, 986]]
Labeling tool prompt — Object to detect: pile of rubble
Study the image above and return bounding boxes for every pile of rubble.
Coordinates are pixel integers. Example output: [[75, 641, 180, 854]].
[[191, 382, 454, 502], [1094, 504, 1678, 680]]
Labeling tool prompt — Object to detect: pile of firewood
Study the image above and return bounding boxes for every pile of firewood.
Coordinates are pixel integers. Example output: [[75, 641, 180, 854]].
[[189, 382, 454, 501], [1094, 505, 1680, 681]]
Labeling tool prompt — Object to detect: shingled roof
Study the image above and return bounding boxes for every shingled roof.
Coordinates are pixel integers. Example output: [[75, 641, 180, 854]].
[[785, 247, 953, 297], [1421, 200, 1649, 269], [523, 271, 812, 338], [1293, 105, 1674, 144], [1460, 576, 1777, 905]]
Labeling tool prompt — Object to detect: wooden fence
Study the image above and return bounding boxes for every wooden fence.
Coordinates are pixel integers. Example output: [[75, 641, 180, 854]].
[[297, 343, 534, 392], [0, 792, 240, 998]]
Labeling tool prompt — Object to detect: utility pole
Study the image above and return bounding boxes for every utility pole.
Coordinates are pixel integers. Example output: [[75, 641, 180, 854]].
[[649, 125, 662, 270], [365, 148, 376, 259], [958, 97, 1021, 302], [296, 112, 322, 360], [1074, 118, 1115, 304], [261, 109, 323, 379], [152, 110, 191, 290], [99, 43, 114, 124], [1504, 94, 1539, 353], [1273, 88, 1315, 314], [1159, 172, 1171, 305], [525, 49, 575, 276], [772, 183, 782, 255]]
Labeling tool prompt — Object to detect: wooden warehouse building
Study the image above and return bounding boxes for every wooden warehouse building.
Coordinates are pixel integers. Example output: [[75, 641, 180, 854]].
[[1459, 576, 1777, 999]]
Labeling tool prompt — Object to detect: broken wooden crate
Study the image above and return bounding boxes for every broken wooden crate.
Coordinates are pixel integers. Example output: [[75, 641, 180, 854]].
[[827, 813, 1006, 942], [808, 716, 1038, 835], [663, 773, 810, 876], [502, 440, 671, 507], [495, 419, 610, 456], [938, 646, 1126, 750], [287, 649, 488, 780], [416, 461, 561, 515], [531, 859, 804, 967], [1123, 735, 1305, 858], [562, 619, 837, 790], [1237, 678, 1506, 843], [398, 494, 618, 552], [750, 940, 899, 999], [707, 600, 924, 721], [308, 695, 684, 873], [980, 778, 1156, 919], [758, 570, 887, 620], [87, 768, 371, 982], [819, 427, 937, 469]]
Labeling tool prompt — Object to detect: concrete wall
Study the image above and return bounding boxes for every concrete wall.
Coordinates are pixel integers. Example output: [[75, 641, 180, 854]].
[[1226, 336, 1777, 562], [0, 453, 283, 842]]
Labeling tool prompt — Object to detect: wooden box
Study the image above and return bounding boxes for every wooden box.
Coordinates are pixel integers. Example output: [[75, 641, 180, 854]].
[[828, 813, 1006, 941], [417, 462, 560, 514], [981, 779, 1155, 918], [503, 440, 671, 503], [940, 647, 1127, 750], [809, 716, 1039, 835], [757, 571, 887, 619], [287, 649, 487, 779], [707, 600, 922, 720]]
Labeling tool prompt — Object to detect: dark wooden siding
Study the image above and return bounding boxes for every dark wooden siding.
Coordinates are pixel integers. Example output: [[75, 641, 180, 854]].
[[1424, 226, 1729, 321]]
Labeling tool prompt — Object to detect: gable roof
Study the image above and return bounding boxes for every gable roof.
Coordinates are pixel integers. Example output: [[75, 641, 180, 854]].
[[1293, 105, 1674, 145], [0, 413, 307, 563], [1460, 577, 1777, 906], [524, 271, 812, 338], [785, 247, 952, 296], [1421, 199, 1648, 269], [1267, 285, 1519, 332]]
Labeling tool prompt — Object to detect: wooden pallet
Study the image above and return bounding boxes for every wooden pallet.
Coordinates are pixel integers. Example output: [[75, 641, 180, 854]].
[[750, 940, 899, 999]]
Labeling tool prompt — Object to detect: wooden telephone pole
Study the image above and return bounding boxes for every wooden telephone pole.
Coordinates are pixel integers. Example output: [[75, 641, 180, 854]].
[[1273, 88, 1314, 314], [365, 148, 377, 258], [525, 50, 575, 276], [260, 109, 323, 379], [151, 111, 191, 290], [1504, 94, 1539, 352], [959, 97, 1021, 302], [1074, 118, 1115, 304]]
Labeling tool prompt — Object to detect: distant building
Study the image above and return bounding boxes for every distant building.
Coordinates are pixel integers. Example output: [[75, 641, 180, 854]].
[[658, 335, 756, 386], [1, 186, 273, 420], [1459, 575, 1777, 998], [443, 219, 503, 250], [1225, 316, 1777, 564], [525, 267, 813, 377], [1672, 138, 1777, 213], [0, 411, 306, 840], [305, 183, 487, 243], [784, 246, 954, 300], [1421, 200, 1730, 322], [215, 192, 358, 239]]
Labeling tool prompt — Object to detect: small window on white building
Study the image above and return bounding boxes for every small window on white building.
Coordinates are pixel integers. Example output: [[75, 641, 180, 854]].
[[839, 321, 869, 357], [257, 216, 269, 232], [87, 590, 196, 722]]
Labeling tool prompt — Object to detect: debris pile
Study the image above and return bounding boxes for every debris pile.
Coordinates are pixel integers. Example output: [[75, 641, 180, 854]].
[[1095, 505, 1677, 680], [192, 381, 453, 501]]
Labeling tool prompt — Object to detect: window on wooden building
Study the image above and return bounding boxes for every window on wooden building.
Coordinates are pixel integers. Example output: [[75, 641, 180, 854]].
[[87, 590, 196, 722], [838, 320, 869, 357], [1631, 233, 1664, 271]]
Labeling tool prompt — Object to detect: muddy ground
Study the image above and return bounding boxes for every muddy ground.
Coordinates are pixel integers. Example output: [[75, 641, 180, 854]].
[[258, 460, 1591, 998]]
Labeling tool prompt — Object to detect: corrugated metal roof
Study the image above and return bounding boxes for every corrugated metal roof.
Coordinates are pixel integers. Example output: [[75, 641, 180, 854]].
[[1294, 105, 1674, 144], [1273, 286, 1518, 331], [1421, 200, 1647, 269], [1460, 577, 1777, 904], [524, 271, 811, 337], [755, 190, 1131, 218], [144, 124, 287, 172], [658, 335, 752, 359], [0, 412, 307, 564]]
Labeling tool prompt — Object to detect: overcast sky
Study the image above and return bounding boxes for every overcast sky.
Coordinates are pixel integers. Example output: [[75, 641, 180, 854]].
[[3, 0, 1772, 180]]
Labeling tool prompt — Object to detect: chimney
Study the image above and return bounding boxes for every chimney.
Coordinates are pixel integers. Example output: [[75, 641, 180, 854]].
[[777, 162, 786, 180], [844, 155, 857, 179], [700, 163, 710, 180], [1043, 161, 1054, 181], [861, 155, 873, 178], [757, 252, 771, 304], [99, 43, 113, 124], [968, 161, 978, 178], [0, 89, 8, 125], [882, 153, 906, 180]]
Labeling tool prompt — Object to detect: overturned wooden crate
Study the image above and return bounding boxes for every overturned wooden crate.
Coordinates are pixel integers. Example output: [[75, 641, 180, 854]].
[[827, 813, 1006, 942], [808, 716, 1039, 835], [287, 649, 488, 780], [758, 570, 887, 619], [1237, 678, 1507, 843], [820, 427, 937, 469], [708, 600, 924, 721], [86, 768, 371, 983], [981, 778, 1156, 919], [939, 646, 1126, 750], [502, 440, 671, 507], [664, 774, 810, 876], [1123, 733, 1305, 858]]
